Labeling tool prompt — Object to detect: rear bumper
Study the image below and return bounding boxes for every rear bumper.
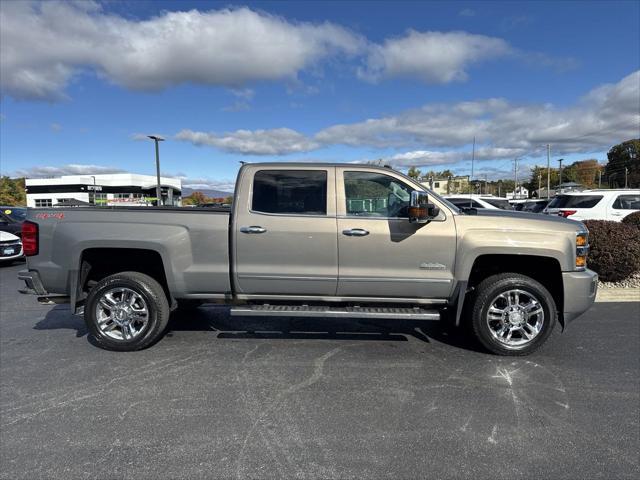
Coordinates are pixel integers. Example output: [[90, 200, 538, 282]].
[[18, 269, 48, 295], [562, 269, 598, 324]]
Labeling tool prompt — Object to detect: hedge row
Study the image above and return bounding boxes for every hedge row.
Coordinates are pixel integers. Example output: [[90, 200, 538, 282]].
[[621, 211, 640, 229], [583, 218, 640, 282]]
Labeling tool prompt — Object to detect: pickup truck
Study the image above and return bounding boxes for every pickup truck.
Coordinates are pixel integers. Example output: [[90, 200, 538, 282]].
[[18, 163, 598, 355]]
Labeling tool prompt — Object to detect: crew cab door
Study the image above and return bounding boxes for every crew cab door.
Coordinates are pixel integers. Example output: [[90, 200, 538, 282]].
[[233, 167, 338, 295], [336, 167, 456, 299]]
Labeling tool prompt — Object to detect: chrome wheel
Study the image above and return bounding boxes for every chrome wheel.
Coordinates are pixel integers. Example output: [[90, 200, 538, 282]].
[[486, 289, 544, 349], [95, 287, 149, 341]]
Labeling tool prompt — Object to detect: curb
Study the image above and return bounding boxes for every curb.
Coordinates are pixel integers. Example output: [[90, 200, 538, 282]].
[[595, 288, 640, 303]]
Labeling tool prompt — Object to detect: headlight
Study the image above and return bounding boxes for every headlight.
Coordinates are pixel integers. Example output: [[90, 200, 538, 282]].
[[576, 231, 589, 270]]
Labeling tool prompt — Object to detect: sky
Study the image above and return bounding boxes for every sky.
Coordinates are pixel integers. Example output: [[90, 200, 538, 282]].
[[1, 0, 639, 192]]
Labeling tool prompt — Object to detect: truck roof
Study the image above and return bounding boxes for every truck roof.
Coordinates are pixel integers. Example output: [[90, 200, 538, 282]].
[[240, 162, 395, 169]]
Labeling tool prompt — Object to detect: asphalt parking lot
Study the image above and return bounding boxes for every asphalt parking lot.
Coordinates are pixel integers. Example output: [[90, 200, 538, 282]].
[[1, 262, 638, 479]]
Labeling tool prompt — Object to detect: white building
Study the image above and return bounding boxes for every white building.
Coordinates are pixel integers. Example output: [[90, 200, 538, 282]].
[[421, 176, 470, 195], [506, 186, 529, 200], [26, 173, 182, 208]]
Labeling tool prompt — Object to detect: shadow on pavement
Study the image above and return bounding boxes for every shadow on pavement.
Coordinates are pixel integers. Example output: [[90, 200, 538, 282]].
[[34, 303, 484, 353]]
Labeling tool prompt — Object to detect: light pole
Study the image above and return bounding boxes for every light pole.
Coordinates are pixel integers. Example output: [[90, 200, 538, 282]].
[[148, 135, 165, 206], [557, 158, 564, 189], [90, 175, 96, 205]]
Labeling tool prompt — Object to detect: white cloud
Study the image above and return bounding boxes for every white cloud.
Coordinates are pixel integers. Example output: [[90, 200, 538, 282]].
[[230, 88, 255, 101], [1, 3, 580, 100], [175, 128, 321, 155], [317, 70, 640, 155], [383, 146, 527, 168], [0, 2, 364, 100], [359, 30, 512, 83], [50, 122, 62, 132], [173, 71, 639, 161], [12, 163, 127, 178]]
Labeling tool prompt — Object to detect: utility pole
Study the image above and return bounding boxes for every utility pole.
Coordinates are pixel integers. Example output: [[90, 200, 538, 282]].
[[557, 158, 564, 190], [470, 136, 476, 200], [513, 158, 518, 199], [537, 172, 542, 195], [471, 136, 476, 180], [625, 168, 629, 188], [546, 144, 551, 199], [598, 170, 602, 189], [148, 135, 165, 206]]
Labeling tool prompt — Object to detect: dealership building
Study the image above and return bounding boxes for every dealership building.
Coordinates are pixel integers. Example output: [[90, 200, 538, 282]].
[[25, 173, 182, 208]]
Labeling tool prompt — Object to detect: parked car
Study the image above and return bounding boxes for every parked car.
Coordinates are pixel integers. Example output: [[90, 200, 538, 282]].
[[0, 211, 22, 237], [543, 189, 640, 221], [19, 163, 597, 356], [522, 199, 550, 213], [1, 206, 27, 223], [0, 231, 24, 264], [509, 200, 528, 211], [444, 195, 512, 210]]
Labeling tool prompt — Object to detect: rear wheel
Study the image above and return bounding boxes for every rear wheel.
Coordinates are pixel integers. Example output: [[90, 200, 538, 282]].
[[85, 271, 170, 351], [468, 273, 557, 356]]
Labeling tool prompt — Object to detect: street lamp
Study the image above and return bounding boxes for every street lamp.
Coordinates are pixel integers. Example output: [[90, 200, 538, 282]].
[[148, 135, 165, 206]]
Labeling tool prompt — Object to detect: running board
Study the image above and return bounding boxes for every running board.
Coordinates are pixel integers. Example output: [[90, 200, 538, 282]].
[[230, 305, 440, 320]]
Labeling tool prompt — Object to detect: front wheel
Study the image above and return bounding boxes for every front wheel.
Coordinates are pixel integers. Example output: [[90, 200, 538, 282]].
[[85, 271, 170, 351], [468, 273, 557, 356]]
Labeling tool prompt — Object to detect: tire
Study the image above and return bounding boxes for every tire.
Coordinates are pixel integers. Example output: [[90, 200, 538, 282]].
[[85, 271, 170, 351], [468, 273, 557, 356]]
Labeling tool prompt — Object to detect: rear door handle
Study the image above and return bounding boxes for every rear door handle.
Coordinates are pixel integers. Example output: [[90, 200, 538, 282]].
[[342, 228, 370, 237], [240, 226, 267, 234]]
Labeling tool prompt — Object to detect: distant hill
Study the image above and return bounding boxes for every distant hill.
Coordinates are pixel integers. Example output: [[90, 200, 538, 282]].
[[181, 187, 233, 199]]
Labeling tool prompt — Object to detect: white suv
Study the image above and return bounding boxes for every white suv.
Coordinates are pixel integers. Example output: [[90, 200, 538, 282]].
[[543, 189, 640, 221]]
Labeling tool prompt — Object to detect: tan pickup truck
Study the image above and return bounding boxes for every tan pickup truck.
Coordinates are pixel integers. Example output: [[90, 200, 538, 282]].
[[19, 163, 597, 355]]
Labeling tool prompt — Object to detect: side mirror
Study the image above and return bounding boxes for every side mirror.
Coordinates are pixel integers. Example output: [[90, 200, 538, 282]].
[[409, 191, 439, 223]]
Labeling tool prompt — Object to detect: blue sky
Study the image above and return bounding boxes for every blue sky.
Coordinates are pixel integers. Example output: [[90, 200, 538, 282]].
[[1, 0, 639, 191]]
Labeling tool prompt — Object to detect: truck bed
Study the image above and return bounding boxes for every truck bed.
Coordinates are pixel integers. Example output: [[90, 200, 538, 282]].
[[26, 207, 231, 298]]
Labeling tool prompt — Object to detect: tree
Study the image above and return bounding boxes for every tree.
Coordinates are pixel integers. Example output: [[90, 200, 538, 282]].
[[182, 191, 211, 206], [407, 166, 421, 179], [605, 139, 640, 188], [0, 177, 26, 205], [571, 159, 601, 188], [524, 166, 560, 196]]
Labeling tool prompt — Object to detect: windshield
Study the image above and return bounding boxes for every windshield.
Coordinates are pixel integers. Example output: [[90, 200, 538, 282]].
[[547, 195, 603, 209], [1, 207, 26, 222], [483, 198, 512, 210]]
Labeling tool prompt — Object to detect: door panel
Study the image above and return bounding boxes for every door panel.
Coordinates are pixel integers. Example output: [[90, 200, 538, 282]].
[[336, 168, 456, 298], [234, 167, 338, 295]]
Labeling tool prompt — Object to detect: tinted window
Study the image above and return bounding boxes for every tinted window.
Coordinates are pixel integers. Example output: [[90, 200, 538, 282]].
[[547, 195, 603, 209], [344, 171, 412, 217], [612, 194, 640, 210], [448, 198, 484, 209], [252, 170, 327, 215], [483, 198, 511, 210], [524, 201, 549, 213]]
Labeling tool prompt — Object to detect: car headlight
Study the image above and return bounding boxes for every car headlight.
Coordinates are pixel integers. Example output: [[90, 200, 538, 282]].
[[576, 230, 589, 270]]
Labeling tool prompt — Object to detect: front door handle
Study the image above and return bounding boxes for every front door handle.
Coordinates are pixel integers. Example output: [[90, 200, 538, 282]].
[[342, 228, 370, 237], [240, 226, 267, 234]]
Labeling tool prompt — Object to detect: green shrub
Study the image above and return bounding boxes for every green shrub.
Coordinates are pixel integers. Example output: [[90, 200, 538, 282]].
[[621, 211, 640, 229], [583, 220, 640, 282]]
